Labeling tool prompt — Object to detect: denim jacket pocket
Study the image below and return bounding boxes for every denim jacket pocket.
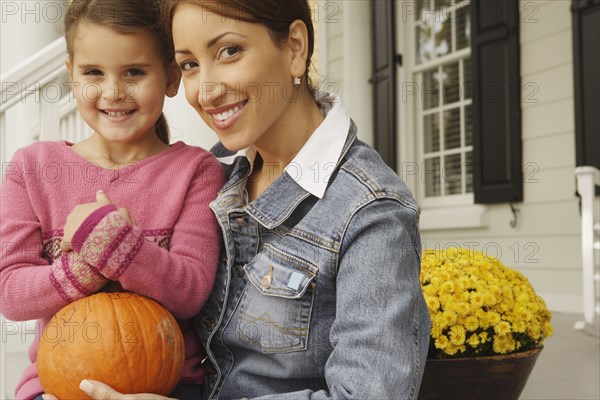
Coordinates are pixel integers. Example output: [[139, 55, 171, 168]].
[[237, 244, 317, 354]]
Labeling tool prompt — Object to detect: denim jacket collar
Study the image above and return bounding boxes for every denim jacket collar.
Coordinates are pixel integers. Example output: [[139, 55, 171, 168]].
[[215, 92, 350, 199], [212, 120, 358, 230], [254, 120, 358, 229]]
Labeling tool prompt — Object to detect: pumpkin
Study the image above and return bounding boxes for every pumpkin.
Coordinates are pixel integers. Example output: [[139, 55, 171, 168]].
[[37, 292, 185, 399]]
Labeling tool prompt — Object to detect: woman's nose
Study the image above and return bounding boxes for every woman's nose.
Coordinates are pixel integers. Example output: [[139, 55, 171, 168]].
[[197, 68, 225, 107]]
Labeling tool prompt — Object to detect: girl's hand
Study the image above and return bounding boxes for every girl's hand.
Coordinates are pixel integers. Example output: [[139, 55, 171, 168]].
[[42, 379, 175, 400], [61, 191, 136, 253]]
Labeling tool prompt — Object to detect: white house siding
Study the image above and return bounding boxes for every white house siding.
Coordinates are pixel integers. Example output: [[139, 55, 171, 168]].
[[323, 1, 582, 313], [418, 0, 582, 314]]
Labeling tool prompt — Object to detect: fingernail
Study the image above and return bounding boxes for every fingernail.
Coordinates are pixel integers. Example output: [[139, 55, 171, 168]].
[[97, 190, 104, 194], [41, 395, 50, 400], [80, 379, 93, 394]]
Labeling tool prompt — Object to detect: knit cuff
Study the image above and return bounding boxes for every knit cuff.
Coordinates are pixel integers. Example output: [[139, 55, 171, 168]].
[[77, 210, 143, 279], [72, 205, 117, 253], [50, 253, 108, 302]]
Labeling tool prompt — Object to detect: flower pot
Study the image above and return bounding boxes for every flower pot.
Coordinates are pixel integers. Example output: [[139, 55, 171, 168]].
[[417, 346, 543, 400]]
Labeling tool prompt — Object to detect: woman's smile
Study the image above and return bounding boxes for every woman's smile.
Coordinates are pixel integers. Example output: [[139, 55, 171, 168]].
[[206, 99, 248, 129]]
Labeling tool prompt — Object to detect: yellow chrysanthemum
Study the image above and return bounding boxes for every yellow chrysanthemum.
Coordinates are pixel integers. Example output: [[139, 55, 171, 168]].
[[542, 321, 554, 338], [444, 343, 461, 356], [441, 310, 458, 326], [493, 320, 511, 336], [426, 295, 440, 313], [467, 333, 480, 348], [493, 334, 516, 354], [469, 292, 484, 308], [419, 247, 553, 358], [435, 334, 449, 350], [449, 325, 466, 346], [487, 311, 501, 326], [464, 316, 479, 332], [527, 323, 541, 341]]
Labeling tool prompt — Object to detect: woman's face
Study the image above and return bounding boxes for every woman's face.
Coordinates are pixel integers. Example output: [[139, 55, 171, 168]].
[[172, 3, 299, 152]]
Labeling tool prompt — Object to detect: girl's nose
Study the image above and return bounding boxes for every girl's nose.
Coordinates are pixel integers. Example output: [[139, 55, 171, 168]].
[[101, 80, 127, 102]]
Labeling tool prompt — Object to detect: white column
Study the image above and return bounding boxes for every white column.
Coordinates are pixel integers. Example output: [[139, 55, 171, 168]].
[[342, 0, 373, 146]]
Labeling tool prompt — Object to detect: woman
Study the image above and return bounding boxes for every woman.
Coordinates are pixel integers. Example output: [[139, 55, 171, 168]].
[[47, 0, 431, 398]]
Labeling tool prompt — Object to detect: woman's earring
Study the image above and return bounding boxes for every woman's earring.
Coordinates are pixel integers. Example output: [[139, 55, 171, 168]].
[[294, 76, 301, 85]]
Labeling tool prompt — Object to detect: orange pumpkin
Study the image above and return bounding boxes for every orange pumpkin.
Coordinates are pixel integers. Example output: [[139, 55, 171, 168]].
[[37, 292, 184, 399]]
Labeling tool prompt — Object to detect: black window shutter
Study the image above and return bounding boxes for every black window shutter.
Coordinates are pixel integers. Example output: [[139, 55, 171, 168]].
[[572, 0, 600, 174], [471, 0, 522, 203], [370, 0, 397, 170]]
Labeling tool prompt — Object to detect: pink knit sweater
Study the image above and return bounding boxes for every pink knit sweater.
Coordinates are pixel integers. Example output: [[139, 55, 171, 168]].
[[0, 141, 223, 400]]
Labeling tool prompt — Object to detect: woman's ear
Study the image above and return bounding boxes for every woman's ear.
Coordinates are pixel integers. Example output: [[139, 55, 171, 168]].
[[65, 58, 73, 76], [287, 20, 309, 78], [166, 61, 182, 98]]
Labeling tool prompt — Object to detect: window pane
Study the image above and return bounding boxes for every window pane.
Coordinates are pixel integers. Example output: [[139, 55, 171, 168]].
[[424, 113, 440, 153], [444, 154, 462, 195], [416, 22, 434, 64], [456, 5, 470, 50], [434, 0, 451, 11], [442, 62, 460, 104], [465, 151, 474, 193], [423, 70, 439, 109], [463, 57, 472, 99], [435, 14, 451, 58], [444, 108, 461, 150], [425, 157, 441, 197], [465, 105, 473, 146], [416, 0, 428, 21]]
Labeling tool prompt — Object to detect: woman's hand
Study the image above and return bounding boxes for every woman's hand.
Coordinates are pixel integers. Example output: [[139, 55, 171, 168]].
[[61, 190, 136, 253], [42, 379, 175, 400]]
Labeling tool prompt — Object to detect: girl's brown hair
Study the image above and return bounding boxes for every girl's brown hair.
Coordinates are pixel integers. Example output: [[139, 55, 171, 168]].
[[65, 0, 174, 144], [166, 0, 316, 90]]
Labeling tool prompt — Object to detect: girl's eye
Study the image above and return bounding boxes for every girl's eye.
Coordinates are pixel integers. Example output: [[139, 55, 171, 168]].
[[219, 46, 241, 60], [125, 69, 144, 77], [84, 69, 102, 76], [180, 60, 199, 71]]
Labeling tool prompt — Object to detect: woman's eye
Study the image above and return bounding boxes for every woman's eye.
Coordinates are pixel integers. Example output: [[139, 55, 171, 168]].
[[219, 46, 241, 60], [180, 60, 199, 71], [84, 69, 102, 76], [125, 69, 144, 77]]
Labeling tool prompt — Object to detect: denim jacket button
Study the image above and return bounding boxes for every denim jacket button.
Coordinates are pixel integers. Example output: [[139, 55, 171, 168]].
[[202, 316, 215, 329], [235, 265, 245, 277], [261, 274, 272, 289], [235, 217, 247, 227]]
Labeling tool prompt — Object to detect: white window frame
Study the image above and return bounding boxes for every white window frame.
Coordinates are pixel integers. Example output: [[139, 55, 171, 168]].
[[396, 0, 488, 230]]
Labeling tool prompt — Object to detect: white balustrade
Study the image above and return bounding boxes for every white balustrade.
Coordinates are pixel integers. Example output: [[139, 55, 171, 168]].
[[574, 166, 600, 337], [1, 37, 89, 171]]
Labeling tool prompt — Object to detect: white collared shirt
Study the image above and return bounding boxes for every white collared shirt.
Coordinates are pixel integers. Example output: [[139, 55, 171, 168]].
[[217, 91, 351, 199]]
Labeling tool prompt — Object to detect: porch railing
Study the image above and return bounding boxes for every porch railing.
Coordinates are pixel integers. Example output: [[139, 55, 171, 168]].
[[574, 166, 600, 337], [0, 37, 89, 169]]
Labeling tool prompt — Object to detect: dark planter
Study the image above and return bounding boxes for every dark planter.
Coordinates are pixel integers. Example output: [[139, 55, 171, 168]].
[[418, 347, 543, 400]]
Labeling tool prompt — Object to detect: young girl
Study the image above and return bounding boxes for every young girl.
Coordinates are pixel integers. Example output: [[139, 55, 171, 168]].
[[0, 1, 223, 399]]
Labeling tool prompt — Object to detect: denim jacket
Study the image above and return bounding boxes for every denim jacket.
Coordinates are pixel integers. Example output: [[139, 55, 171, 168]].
[[198, 119, 431, 400]]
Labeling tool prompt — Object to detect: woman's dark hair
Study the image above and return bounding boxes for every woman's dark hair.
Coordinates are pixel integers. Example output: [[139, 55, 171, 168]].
[[166, 0, 316, 90], [65, 0, 173, 144]]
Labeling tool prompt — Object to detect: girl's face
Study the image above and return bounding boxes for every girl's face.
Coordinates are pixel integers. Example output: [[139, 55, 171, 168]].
[[172, 3, 299, 152], [67, 22, 179, 145]]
